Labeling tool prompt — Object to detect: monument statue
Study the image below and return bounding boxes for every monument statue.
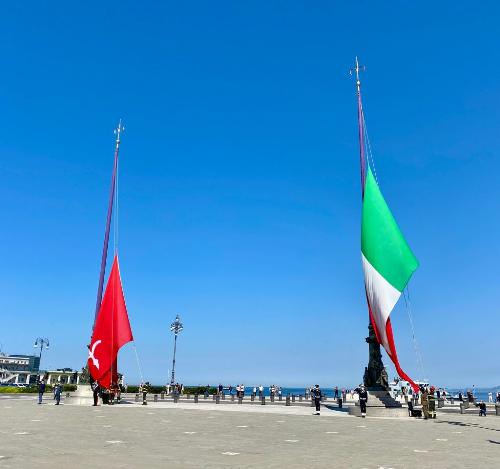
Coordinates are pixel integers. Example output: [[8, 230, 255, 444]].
[[363, 322, 389, 390]]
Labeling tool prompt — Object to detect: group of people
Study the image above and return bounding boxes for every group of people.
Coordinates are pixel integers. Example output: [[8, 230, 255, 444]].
[[89, 377, 125, 406], [36, 376, 63, 405]]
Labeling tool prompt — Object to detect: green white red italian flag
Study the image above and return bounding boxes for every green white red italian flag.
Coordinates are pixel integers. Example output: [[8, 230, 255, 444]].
[[362, 167, 419, 391]]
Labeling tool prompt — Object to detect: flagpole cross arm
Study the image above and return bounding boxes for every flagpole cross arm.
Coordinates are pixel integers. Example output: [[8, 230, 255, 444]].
[[114, 119, 125, 147], [349, 57, 365, 88]]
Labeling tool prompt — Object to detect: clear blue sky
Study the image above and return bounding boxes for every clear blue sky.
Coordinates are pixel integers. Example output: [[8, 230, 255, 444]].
[[1, 1, 499, 388]]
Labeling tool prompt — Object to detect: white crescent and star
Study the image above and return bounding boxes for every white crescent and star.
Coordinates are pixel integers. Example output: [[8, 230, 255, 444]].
[[88, 340, 102, 369]]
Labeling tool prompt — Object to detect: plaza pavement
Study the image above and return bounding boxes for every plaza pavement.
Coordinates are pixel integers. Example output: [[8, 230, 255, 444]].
[[1, 395, 499, 468]]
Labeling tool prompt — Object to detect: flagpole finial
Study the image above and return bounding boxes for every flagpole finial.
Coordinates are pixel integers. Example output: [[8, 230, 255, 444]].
[[114, 119, 124, 148], [349, 57, 365, 93]]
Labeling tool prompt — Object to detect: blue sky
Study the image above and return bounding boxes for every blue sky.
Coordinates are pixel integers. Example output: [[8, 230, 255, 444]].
[[1, 1, 499, 388]]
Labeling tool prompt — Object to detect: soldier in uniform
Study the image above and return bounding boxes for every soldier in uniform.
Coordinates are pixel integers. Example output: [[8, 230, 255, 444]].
[[420, 386, 430, 419], [311, 384, 322, 415], [91, 379, 100, 406], [356, 385, 368, 418], [428, 386, 437, 419], [140, 381, 150, 405]]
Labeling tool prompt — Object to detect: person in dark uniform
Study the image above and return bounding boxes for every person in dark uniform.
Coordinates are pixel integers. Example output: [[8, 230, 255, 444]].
[[356, 385, 368, 417], [312, 384, 322, 415], [140, 382, 150, 405], [477, 401, 487, 416], [91, 379, 100, 406]]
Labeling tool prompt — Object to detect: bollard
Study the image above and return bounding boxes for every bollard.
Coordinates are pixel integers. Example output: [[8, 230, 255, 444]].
[[251, 394, 255, 402], [270, 395, 274, 403], [299, 395, 303, 402], [216, 395, 220, 404], [204, 393, 208, 399], [174, 395, 179, 403], [438, 398, 444, 408], [496, 404, 500, 416], [161, 391, 165, 400], [292, 395, 296, 403], [261, 396, 266, 405], [238, 397, 243, 405], [135, 393, 139, 402], [154, 394, 158, 402], [194, 394, 199, 403], [460, 402, 465, 414], [279, 395, 282, 401], [222, 393, 225, 400], [187, 394, 191, 399], [231, 394, 235, 402], [338, 398, 342, 409], [286, 396, 291, 406], [213, 394, 216, 401]]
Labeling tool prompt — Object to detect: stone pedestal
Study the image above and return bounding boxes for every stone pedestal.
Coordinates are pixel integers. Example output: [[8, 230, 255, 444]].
[[64, 384, 94, 406], [349, 390, 408, 418]]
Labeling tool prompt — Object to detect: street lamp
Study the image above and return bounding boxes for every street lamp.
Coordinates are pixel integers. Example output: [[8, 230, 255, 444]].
[[169, 315, 183, 386], [33, 337, 49, 369]]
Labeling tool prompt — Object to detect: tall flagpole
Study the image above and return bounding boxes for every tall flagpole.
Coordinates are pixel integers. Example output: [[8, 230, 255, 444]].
[[351, 57, 366, 197], [93, 120, 123, 327], [351, 59, 389, 390]]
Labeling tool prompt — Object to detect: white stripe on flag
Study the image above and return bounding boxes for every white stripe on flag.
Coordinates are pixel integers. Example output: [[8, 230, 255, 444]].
[[361, 253, 401, 354]]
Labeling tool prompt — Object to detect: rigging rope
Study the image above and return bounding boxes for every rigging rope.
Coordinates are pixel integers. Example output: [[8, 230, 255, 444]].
[[133, 343, 145, 384], [402, 287, 427, 381], [361, 110, 379, 185], [361, 107, 425, 383]]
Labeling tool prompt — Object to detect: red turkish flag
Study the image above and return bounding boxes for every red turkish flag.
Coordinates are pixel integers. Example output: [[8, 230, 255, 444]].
[[88, 255, 133, 388]]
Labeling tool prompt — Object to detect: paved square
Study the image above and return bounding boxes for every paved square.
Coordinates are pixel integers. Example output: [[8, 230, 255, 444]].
[[1, 396, 499, 468]]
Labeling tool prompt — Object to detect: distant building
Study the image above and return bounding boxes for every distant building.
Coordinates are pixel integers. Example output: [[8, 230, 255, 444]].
[[0, 354, 81, 385], [0, 353, 40, 384]]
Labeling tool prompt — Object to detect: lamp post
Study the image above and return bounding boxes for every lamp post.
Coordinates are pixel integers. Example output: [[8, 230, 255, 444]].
[[33, 337, 49, 371], [169, 315, 183, 386]]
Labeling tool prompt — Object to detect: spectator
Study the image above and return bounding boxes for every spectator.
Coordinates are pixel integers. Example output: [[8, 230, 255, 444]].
[[37, 377, 46, 404]]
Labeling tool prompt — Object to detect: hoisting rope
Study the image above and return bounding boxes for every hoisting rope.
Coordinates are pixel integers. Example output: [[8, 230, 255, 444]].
[[362, 111, 379, 185], [402, 286, 427, 382], [133, 343, 145, 384], [361, 107, 426, 384]]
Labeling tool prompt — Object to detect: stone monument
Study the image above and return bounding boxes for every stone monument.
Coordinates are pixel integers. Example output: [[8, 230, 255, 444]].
[[363, 323, 389, 390]]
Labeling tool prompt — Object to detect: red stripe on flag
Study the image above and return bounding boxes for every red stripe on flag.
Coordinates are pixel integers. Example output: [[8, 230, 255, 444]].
[[385, 318, 419, 392]]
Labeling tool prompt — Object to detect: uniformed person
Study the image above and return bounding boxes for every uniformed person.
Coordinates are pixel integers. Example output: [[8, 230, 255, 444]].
[[91, 379, 100, 406], [140, 381, 150, 405], [420, 386, 430, 419], [357, 385, 368, 418], [428, 386, 436, 419], [311, 384, 322, 415]]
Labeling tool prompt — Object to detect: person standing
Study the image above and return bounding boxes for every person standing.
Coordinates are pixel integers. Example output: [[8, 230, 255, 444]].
[[312, 384, 322, 415], [53, 380, 62, 405], [91, 379, 100, 406], [37, 377, 46, 404], [140, 382, 150, 405], [421, 387, 430, 420], [258, 385, 263, 398], [488, 392, 493, 403], [334, 386, 339, 399], [356, 385, 368, 418], [428, 386, 437, 419], [478, 400, 487, 416]]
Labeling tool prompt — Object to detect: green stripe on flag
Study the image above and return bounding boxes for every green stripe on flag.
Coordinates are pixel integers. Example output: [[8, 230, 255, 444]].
[[361, 168, 419, 292]]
